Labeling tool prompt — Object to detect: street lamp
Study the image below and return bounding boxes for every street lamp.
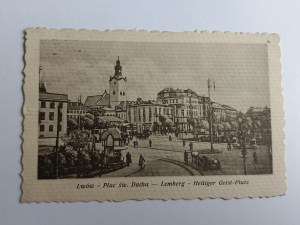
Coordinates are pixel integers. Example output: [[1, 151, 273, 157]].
[[207, 78, 215, 151], [188, 93, 195, 137]]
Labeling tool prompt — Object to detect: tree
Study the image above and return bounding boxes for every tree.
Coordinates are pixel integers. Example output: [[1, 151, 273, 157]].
[[222, 121, 231, 138], [230, 121, 238, 131], [67, 118, 79, 133], [62, 130, 92, 177], [214, 123, 224, 132], [237, 114, 252, 175], [199, 119, 209, 130], [159, 115, 172, 132], [81, 113, 94, 130], [96, 117, 108, 130]]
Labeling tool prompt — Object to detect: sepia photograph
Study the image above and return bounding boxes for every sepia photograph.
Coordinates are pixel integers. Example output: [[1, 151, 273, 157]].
[[21, 29, 285, 202], [37, 39, 272, 179]]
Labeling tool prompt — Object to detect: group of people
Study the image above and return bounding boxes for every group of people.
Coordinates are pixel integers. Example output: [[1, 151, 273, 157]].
[[126, 152, 145, 169], [182, 140, 194, 151]]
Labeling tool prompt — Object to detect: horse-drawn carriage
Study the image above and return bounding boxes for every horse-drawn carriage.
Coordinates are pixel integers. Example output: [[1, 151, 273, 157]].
[[191, 151, 221, 170]]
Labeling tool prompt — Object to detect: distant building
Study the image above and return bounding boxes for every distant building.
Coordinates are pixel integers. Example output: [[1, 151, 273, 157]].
[[115, 101, 127, 120], [67, 101, 88, 120], [157, 88, 209, 131], [126, 99, 173, 133], [101, 107, 116, 116], [38, 83, 68, 146], [221, 104, 238, 121], [212, 102, 225, 122], [109, 57, 127, 109], [84, 90, 110, 110], [84, 57, 127, 113], [246, 106, 270, 117]]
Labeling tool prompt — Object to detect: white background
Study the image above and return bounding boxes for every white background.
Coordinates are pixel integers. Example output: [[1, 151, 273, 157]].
[[0, 1, 299, 224]]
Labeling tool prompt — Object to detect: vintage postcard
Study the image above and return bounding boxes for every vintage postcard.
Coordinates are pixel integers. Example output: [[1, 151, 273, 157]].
[[22, 28, 285, 202]]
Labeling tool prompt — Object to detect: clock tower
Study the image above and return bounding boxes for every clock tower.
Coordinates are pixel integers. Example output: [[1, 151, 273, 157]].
[[109, 57, 127, 109]]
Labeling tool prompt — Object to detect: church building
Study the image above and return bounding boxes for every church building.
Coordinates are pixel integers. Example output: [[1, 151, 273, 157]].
[[109, 56, 127, 109], [84, 57, 127, 113]]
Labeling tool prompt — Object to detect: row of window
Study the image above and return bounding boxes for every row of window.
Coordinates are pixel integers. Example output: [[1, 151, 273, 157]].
[[40, 101, 63, 109], [39, 124, 61, 132], [112, 91, 125, 96], [128, 107, 171, 123], [168, 99, 179, 104], [117, 113, 126, 119], [185, 98, 197, 104], [39, 112, 62, 121]]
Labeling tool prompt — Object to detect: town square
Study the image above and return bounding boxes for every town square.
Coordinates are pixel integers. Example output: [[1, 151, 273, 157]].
[[37, 40, 272, 179]]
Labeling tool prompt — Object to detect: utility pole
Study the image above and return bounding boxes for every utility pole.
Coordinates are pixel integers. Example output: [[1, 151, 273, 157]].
[[88, 110, 98, 169], [207, 79, 215, 151], [55, 103, 61, 178], [78, 94, 82, 130]]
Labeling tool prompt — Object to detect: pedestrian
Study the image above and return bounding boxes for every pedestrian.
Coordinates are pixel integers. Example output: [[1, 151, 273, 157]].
[[139, 154, 145, 169], [253, 151, 258, 164], [189, 141, 193, 151], [227, 138, 231, 151], [126, 152, 132, 166], [149, 138, 152, 148], [184, 151, 188, 164], [183, 140, 186, 147], [169, 135, 172, 141]]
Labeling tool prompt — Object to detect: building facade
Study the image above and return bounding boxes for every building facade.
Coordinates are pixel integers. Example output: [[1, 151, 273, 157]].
[[67, 101, 88, 120], [157, 88, 209, 131], [126, 99, 173, 133], [222, 104, 238, 121], [39, 83, 68, 146], [109, 57, 127, 109]]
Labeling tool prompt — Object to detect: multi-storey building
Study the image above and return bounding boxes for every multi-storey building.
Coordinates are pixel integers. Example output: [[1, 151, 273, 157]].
[[38, 83, 68, 146], [157, 88, 208, 131], [157, 87, 238, 131], [222, 104, 238, 121], [212, 102, 226, 122], [67, 101, 88, 120], [126, 99, 173, 133]]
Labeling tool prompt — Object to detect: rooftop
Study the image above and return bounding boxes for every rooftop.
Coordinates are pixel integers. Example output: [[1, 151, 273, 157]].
[[39, 92, 68, 102], [68, 102, 88, 111], [101, 127, 123, 140], [84, 91, 110, 107]]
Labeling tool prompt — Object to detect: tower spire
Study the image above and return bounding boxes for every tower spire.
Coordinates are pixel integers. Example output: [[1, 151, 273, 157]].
[[114, 56, 122, 77]]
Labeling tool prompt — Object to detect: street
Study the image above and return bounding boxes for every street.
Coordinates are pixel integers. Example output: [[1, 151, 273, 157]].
[[97, 134, 272, 177]]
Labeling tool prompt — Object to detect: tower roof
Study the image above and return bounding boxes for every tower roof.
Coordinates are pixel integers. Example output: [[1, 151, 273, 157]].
[[110, 56, 127, 81]]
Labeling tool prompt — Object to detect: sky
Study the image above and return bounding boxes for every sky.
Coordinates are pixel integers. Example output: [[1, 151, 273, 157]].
[[40, 40, 269, 112]]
